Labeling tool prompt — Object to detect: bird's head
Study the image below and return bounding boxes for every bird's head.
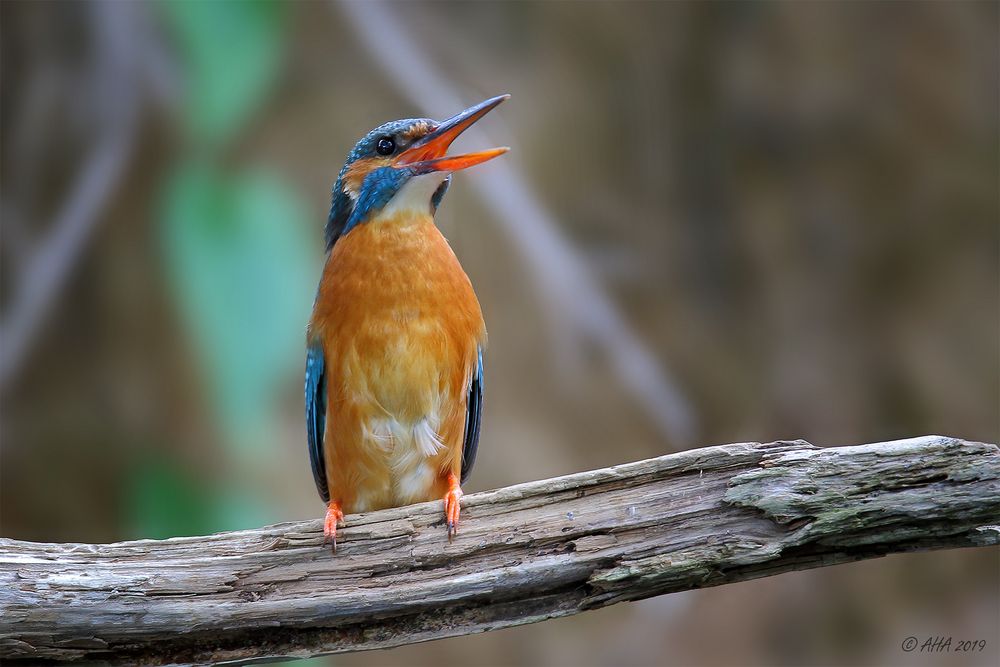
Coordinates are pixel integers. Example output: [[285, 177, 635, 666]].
[[325, 94, 509, 250]]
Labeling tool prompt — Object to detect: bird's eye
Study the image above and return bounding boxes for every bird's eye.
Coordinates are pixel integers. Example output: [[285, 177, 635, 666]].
[[376, 137, 395, 156]]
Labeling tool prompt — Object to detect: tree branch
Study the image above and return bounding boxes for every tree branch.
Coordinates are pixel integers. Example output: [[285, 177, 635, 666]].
[[2, 435, 997, 664]]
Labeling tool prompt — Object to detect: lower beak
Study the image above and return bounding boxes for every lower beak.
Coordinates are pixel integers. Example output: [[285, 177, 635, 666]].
[[395, 94, 510, 173]]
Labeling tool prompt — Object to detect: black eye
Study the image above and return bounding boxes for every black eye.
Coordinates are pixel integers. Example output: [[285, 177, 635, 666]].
[[376, 137, 395, 155]]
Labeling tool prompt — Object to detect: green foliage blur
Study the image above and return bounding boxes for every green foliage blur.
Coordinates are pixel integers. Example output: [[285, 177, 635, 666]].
[[150, 0, 317, 535], [159, 0, 287, 147], [2, 1, 997, 665]]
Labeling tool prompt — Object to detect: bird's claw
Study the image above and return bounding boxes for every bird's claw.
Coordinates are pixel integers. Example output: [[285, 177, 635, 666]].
[[444, 474, 463, 542], [323, 502, 344, 553]]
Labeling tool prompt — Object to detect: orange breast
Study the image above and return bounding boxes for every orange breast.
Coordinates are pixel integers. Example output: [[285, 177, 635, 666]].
[[308, 211, 485, 512]]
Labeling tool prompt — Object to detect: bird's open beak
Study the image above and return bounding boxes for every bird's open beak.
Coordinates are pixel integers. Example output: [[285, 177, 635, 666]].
[[395, 94, 510, 173]]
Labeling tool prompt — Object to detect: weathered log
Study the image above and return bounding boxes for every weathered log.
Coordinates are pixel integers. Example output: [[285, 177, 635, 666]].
[[1, 435, 997, 665]]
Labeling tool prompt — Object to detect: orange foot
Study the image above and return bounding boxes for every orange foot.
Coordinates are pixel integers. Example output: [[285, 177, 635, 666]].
[[444, 473, 464, 542], [323, 501, 344, 553]]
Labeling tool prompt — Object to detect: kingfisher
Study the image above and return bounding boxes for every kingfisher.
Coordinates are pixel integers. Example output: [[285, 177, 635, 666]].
[[305, 94, 509, 550]]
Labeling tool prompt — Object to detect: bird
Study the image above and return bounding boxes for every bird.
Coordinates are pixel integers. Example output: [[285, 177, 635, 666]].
[[305, 94, 509, 551]]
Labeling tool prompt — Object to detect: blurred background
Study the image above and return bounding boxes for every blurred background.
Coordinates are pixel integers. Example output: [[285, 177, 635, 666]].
[[1, 1, 997, 665]]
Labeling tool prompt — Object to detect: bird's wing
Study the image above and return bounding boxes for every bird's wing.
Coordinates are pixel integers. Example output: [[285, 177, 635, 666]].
[[460, 347, 484, 484], [305, 342, 330, 503]]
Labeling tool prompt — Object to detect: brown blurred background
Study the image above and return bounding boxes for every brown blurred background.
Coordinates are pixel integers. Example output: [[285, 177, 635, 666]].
[[1, 1, 997, 665]]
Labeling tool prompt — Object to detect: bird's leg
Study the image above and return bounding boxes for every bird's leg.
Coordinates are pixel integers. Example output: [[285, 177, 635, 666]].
[[323, 501, 344, 553], [444, 472, 463, 541]]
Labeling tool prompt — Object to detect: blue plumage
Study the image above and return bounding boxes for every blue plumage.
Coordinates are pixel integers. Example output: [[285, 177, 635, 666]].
[[342, 167, 408, 237], [461, 347, 484, 484], [325, 117, 435, 251], [305, 342, 329, 502], [306, 94, 508, 546]]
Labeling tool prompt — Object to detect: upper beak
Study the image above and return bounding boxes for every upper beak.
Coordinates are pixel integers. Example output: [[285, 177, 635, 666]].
[[395, 94, 510, 173]]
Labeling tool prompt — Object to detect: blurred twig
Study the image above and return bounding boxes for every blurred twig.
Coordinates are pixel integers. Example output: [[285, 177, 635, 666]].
[[2, 435, 996, 664], [0, 3, 142, 392], [334, 0, 698, 447]]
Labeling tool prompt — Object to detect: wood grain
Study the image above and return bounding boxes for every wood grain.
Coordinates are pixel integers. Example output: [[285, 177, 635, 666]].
[[2, 435, 997, 665]]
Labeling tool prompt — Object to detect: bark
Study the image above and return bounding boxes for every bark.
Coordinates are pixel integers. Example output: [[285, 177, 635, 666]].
[[1, 435, 997, 665]]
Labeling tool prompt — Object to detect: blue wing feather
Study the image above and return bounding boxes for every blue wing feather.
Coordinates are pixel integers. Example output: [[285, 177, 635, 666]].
[[305, 342, 329, 503], [461, 348, 484, 484]]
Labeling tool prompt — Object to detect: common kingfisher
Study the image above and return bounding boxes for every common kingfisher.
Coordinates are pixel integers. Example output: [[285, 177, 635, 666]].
[[306, 94, 509, 550]]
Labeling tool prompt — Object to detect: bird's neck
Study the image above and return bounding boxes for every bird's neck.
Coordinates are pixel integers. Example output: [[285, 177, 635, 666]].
[[365, 208, 435, 236], [375, 172, 449, 221]]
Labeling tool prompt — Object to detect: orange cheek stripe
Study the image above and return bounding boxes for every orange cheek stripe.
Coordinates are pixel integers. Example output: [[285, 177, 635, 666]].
[[342, 156, 391, 198]]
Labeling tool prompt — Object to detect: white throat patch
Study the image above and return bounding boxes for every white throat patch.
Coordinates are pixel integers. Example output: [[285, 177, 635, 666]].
[[381, 172, 449, 218]]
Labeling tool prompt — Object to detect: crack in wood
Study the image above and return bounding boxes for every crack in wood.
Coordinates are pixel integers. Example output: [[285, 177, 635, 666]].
[[1, 435, 996, 665]]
